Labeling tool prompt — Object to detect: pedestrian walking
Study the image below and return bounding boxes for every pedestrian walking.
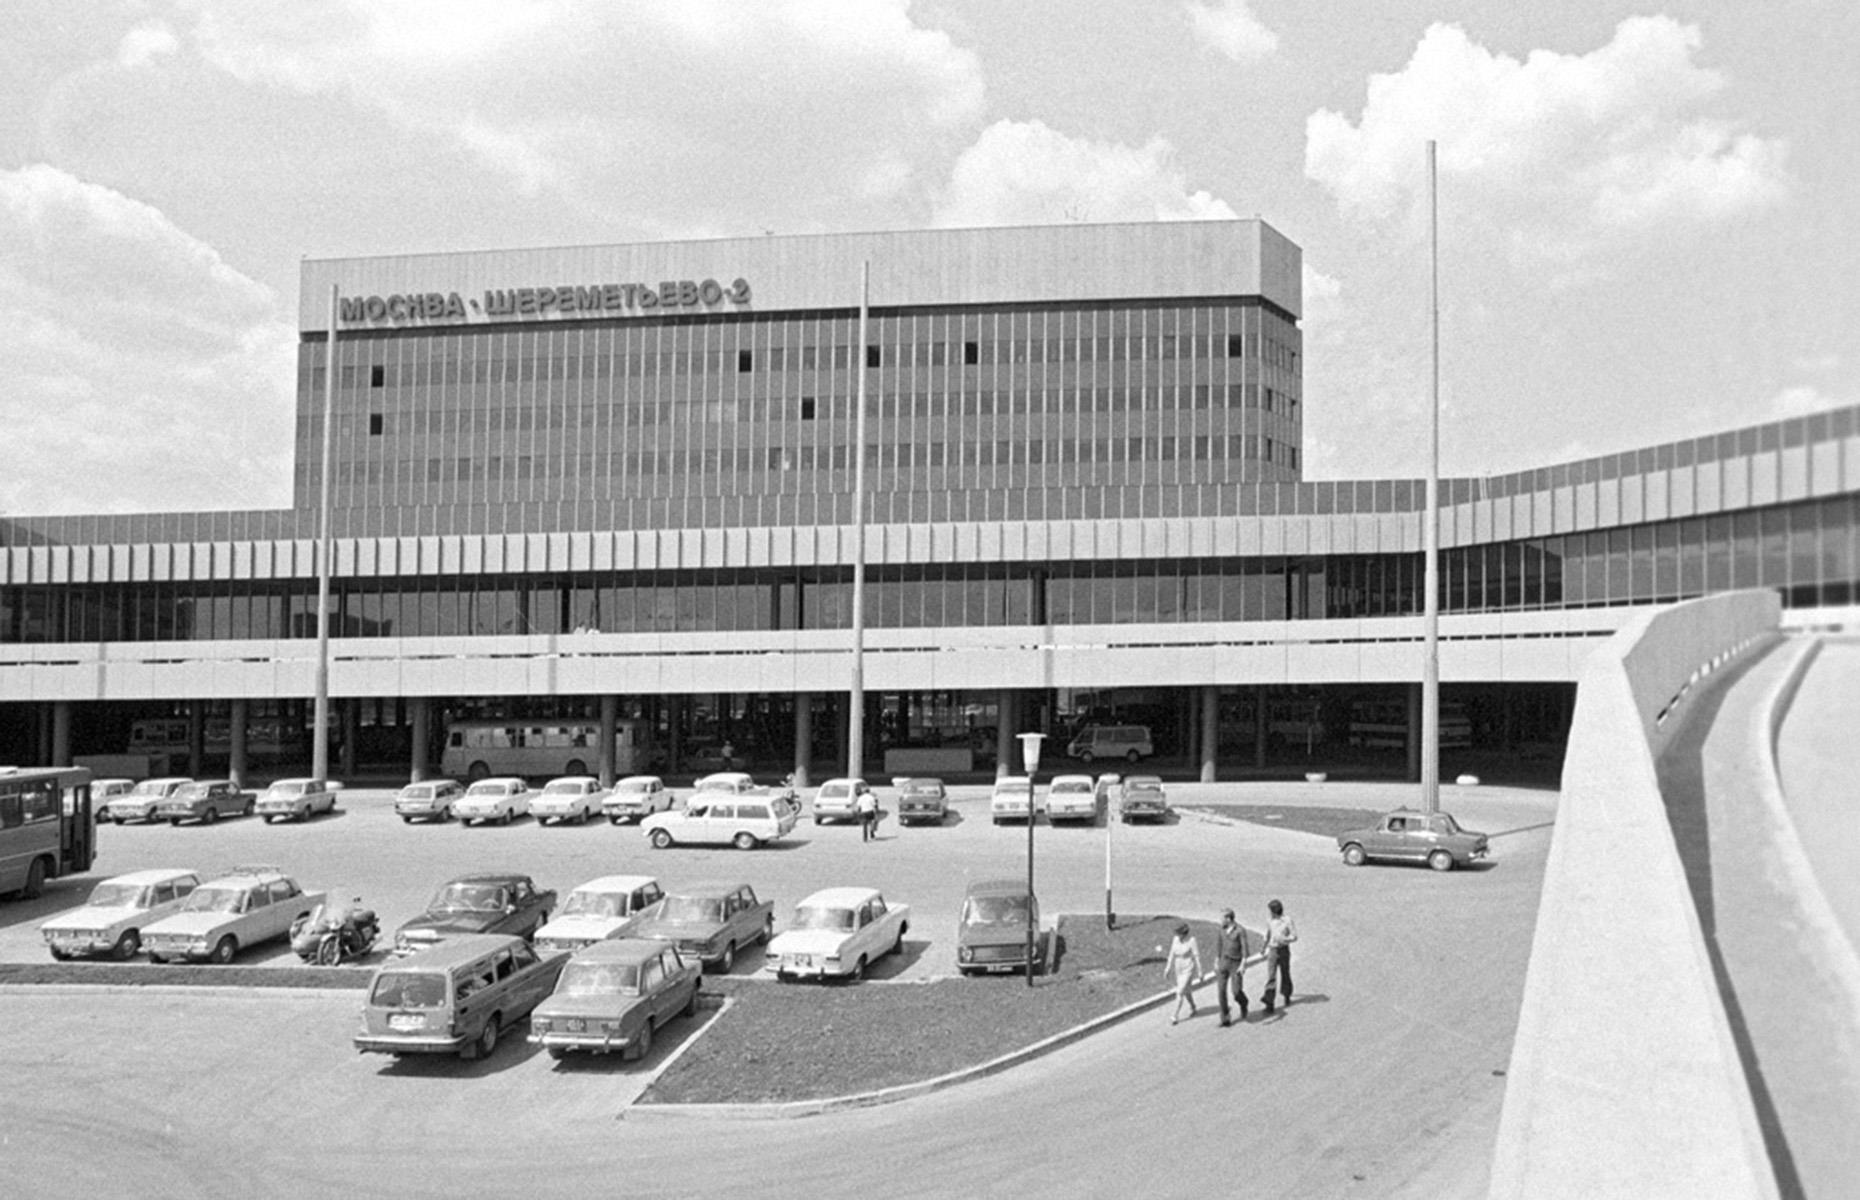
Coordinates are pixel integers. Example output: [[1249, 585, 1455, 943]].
[[1214, 907, 1250, 1027], [1260, 898, 1297, 1013], [856, 786, 878, 842], [1163, 921, 1204, 1025]]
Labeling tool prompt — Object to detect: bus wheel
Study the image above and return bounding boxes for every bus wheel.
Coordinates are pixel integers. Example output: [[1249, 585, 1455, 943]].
[[565, 759, 587, 777], [23, 857, 48, 899], [467, 761, 490, 781]]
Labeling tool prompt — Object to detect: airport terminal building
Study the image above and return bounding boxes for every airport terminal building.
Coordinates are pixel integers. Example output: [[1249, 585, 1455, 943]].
[[2, 220, 1858, 783]]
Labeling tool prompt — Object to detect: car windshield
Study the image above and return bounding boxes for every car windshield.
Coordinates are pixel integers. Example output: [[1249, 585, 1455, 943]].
[[1126, 784, 1162, 798], [1436, 814, 1464, 834], [182, 887, 245, 914], [128, 781, 169, 797], [432, 883, 506, 912], [371, 972, 447, 1009], [660, 896, 724, 923], [465, 782, 509, 797], [819, 783, 849, 798], [268, 782, 307, 797], [1051, 781, 1090, 794], [963, 895, 1030, 926], [904, 783, 941, 797], [401, 786, 435, 799], [542, 782, 585, 796], [86, 882, 150, 908], [615, 780, 650, 793], [557, 961, 641, 997], [792, 905, 855, 932], [561, 890, 627, 918], [173, 783, 209, 800]]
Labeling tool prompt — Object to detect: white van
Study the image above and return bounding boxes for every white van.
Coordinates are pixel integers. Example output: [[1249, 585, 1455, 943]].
[[1065, 725, 1153, 764]]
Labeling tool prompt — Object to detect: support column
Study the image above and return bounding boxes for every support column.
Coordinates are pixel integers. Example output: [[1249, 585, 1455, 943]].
[[1254, 686, 1268, 770], [51, 701, 72, 768], [668, 696, 685, 775], [188, 705, 206, 777], [1406, 682, 1422, 783], [228, 698, 249, 789], [996, 689, 1014, 779], [409, 697, 430, 783], [1200, 685, 1219, 783], [598, 694, 618, 787], [339, 698, 357, 779], [792, 692, 812, 788]]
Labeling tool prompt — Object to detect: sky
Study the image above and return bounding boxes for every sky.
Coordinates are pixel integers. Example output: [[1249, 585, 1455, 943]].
[[1, 0, 1853, 517]]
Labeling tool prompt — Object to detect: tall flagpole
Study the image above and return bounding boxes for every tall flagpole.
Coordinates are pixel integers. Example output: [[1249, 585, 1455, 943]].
[[1421, 141, 1441, 815], [313, 284, 337, 781], [847, 261, 869, 781]]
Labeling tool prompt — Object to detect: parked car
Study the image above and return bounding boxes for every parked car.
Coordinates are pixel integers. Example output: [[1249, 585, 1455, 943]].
[[255, 778, 339, 824], [766, 887, 910, 983], [40, 868, 201, 960], [641, 791, 798, 851], [603, 775, 672, 824], [1066, 724, 1153, 764], [142, 865, 325, 964], [394, 779, 465, 824], [1044, 773, 1101, 824], [894, 777, 949, 826], [528, 938, 702, 1060], [355, 934, 568, 1060], [626, 882, 773, 972], [691, 771, 759, 795], [1116, 775, 1169, 823], [531, 776, 608, 826], [1338, 809, 1490, 872], [454, 777, 531, 826], [811, 777, 872, 825], [393, 873, 557, 957], [99, 776, 193, 825], [88, 778, 137, 820], [956, 878, 1041, 976], [990, 775, 1040, 825], [534, 875, 665, 954], [156, 779, 251, 826]]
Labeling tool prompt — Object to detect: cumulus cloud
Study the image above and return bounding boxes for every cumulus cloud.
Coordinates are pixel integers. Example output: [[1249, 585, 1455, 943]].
[[174, 0, 984, 230], [1184, 0, 1278, 63], [934, 119, 1237, 227], [0, 165, 295, 515], [117, 22, 180, 68], [1767, 385, 1849, 420], [1305, 17, 1788, 265]]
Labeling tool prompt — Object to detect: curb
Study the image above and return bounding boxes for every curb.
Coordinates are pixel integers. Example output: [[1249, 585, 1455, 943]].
[[623, 980, 1194, 1121]]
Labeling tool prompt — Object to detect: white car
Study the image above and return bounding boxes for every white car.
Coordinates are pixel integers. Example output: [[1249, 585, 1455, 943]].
[[1044, 773, 1100, 824], [40, 868, 202, 960], [531, 776, 608, 826], [142, 866, 326, 964], [766, 887, 911, 983], [454, 777, 531, 826], [603, 775, 672, 824], [642, 792, 798, 851], [534, 874, 665, 953], [88, 778, 136, 819], [990, 775, 1042, 825], [811, 777, 872, 826], [99, 776, 192, 824], [395, 779, 465, 824], [692, 771, 759, 795], [255, 778, 340, 824]]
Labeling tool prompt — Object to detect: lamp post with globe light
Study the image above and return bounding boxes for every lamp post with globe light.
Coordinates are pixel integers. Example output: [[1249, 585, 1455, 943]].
[[1017, 732, 1044, 987]]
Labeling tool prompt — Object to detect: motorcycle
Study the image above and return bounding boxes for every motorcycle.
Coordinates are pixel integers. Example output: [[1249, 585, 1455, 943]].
[[291, 898, 380, 966]]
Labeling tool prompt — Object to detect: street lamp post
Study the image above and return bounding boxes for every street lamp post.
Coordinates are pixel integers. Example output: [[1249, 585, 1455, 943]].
[[1017, 732, 1044, 987], [1103, 773, 1115, 930]]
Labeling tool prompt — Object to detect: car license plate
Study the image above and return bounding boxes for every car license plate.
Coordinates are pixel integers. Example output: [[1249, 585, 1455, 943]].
[[565, 1019, 585, 1032], [388, 1014, 423, 1031], [790, 954, 812, 969]]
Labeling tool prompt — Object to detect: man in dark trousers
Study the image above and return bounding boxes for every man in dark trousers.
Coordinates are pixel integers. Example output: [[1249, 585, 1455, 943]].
[[1260, 898, 1297, 1013], [1214, 907, 1250, 1027], [856, 785, 878, 842]]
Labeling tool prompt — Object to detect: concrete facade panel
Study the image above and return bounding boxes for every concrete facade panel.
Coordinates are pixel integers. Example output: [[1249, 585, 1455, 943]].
[[1750, 450, 1779, 507], [1779, 446, 1809, 501], [1597, 479, 1620, 529]]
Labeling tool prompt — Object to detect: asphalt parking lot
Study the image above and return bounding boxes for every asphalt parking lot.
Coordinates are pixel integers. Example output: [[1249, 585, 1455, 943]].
[[2, 779, 1558, 1200]]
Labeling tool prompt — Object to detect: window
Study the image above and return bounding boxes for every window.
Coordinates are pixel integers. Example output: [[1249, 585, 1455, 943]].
[[370, 364, 384, 387], [866, 345, 882, 368], [1227, 334, 1244, 357], [801, 397, 816, 420], [369, 413, 383, 436], [737, 349, 752, 373], [964, 340, 979, 365]]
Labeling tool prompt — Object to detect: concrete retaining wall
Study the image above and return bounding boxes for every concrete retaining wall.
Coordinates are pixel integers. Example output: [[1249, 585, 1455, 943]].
[[1489, 591, 1781, 1200]]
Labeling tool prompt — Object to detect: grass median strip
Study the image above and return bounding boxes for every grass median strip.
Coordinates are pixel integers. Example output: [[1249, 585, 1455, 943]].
[[640, 913, 1225, 1106]]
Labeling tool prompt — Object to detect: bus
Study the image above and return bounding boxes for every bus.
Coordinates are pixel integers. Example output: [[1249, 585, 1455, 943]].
[[1347, 700, 1473, 750], [127, 716, 302, 765], [0, 766, 97, 899], [439, 720, 657, 781]]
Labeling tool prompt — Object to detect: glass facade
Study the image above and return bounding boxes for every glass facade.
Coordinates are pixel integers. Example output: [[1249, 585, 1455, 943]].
[[6, 495, 1854, 644]]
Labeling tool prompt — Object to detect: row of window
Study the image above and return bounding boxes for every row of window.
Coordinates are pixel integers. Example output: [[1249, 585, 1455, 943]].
[[4, 498, 1852, 644]]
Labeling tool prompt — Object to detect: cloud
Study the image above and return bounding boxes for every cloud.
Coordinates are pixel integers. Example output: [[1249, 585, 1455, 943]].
[[174, 0, 985, 231], [934, 119, 1237, 227], [1183, 0, 1278, 63], [1305, 17, 1788, 265], [117, 22, 180, 68], [1767, 385, 1849, 420], [0, 165, 295, 515]]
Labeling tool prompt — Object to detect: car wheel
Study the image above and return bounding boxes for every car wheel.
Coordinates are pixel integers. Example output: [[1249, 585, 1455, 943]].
[[849, 956, 866, 984], [112, 929, 141, 960], [813, 815, 823, 826], [401, 815, 413, 825], [575, 809, 589, 825], [468, 1017, 500, 1060], [632, 1018, 653, 1061], [148, 952, 167, 964], [440, 806, 453, 823], [718, 942, 736, 972], [48, 946, 71, 962], [683, 984, 700, 1018], [732, 832, 758, 852], [761, 917, 774, 945], [244, 800, 254, 817], [1342, 843, 1367, 867], [776, 969, 793, 983], [210, 936, 237, 965], [297, 807, 310, 823], [892, 926, 906, 957], [204, 808, 219, 825], [609, 815, 623, 825], [1428, 849, 1455, 873], [265, 814, 278, 825], [501, 810, 513, 826], [168, 818, 182, 827], [113, 816, 126, 826], [547, 1046, 568, 1062], [649, 829, 673, 850]]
